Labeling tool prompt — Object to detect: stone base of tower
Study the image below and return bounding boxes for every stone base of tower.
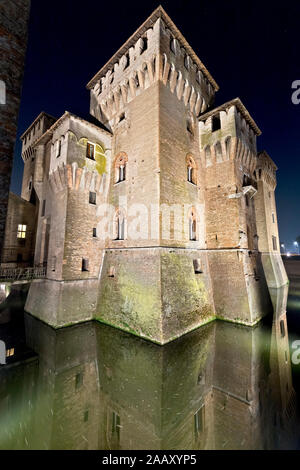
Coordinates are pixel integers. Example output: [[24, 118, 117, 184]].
[[261, 252, 289, 288], [25, 278, 100, 328], [207, 249, 272, 325], [96, 247, 215, 345]]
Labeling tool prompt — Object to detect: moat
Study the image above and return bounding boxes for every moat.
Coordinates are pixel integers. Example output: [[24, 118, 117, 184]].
[[0, 271, 300, 450]]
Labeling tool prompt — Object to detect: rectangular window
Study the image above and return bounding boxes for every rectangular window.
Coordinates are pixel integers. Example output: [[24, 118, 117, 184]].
[[212, 114, 221, 132], [272, 213, 275, 223], [86, 142, 95, 160], [82, 258, 89, 271], [51, 256, 56, 272], [112, 411, 121, 440], [193, 259, 203, 274], [6, 348, 15, 358], [41, 199, 46, 217], [280, 320, 285, 337], [89, 191, 96, 205], [272, 236, 277, 251], [93, 227, 97, 237], [17, 224, 27, 239]]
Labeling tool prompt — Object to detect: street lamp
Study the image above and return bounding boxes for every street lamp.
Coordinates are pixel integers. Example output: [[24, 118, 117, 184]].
[[294, 241, 299, 255]]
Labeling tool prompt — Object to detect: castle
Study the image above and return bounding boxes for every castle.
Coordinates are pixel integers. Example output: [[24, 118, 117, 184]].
[[3, 6, 288, 344]]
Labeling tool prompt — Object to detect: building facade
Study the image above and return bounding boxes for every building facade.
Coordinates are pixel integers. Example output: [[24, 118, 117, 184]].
[[7, 6, 287, 343], [0, 0, 31, 261]]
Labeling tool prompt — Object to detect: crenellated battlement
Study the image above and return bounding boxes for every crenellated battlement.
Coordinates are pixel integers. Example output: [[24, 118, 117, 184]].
[[49, 162, 105, 195], [199, 99, 259, 178], [255, 150, 277, 189], [88, 6, 218, 127]]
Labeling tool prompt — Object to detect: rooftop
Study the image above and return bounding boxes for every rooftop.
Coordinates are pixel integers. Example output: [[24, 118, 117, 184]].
[[33, 111, 112, 146], [198, 97, 262, 136], [257, 150, 278, 170], [20, 111, 57, 140], [86, 5, 219, 92]]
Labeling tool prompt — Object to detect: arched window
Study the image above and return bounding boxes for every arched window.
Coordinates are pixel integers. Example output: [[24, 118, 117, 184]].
[[188, 207, 197, 241], [114, 152, 128, 183], [115, 209, 125, 240], [205, 146, 212, 167], [186, 154, 197, 185]]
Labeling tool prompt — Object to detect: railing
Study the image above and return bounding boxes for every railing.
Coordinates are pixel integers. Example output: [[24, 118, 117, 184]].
[[0, 267, 46, 282]]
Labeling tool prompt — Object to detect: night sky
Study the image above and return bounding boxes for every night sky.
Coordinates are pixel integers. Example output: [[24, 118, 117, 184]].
[[11, 0, 300, 249]]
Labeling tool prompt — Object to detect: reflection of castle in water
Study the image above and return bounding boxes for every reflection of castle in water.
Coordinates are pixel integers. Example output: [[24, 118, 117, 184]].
[[0, 285, 297, 450]]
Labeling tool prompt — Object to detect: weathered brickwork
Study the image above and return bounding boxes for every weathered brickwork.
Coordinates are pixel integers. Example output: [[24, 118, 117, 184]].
[[21, 6, 287, 342], [0, 0, 30, 260]]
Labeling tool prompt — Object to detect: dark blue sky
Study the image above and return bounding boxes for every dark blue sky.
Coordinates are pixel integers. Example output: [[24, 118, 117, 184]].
[[12, 0, 300, 249]]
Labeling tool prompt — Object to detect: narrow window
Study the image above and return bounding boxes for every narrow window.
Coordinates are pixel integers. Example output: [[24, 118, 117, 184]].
[[194, 406, 204, 437], [75, 372, 83, 389], [272, 236, 277, 251], [17, 224, 27, 239], [141, 36, 148, 53], [118, 165, 126, 183], [56, 139, 61, 158], [187, 166, 193, 183], [108, 266, 115, 278], [86, 142, 95, 160], [212, 114, 221, 132], [89, 191, 96, 205], [184, 55, 189, 70], [41, 199, 46, 217], [245, 195, 249, 207], [84, 410, 89, 422], [82, 258, 89, 271], [51, 256, 56, 272], [170, 38, 176, 54], [189, 218, 196, 241], [112, 411, 121, 440], [116, 216, 125, 240], [93, 227, 97, 238], [193, 259, 203, 274], [272, 213, 275, 223], [280, 320, 285, 337], [17, 253, 23, 263]]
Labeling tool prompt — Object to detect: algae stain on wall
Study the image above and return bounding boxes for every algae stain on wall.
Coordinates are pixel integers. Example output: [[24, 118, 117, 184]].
[[78, 138, 107, 175]]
